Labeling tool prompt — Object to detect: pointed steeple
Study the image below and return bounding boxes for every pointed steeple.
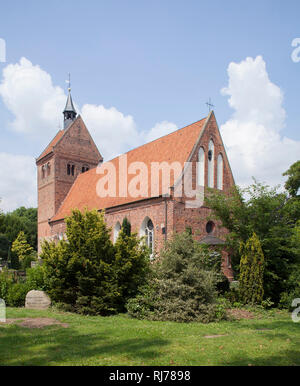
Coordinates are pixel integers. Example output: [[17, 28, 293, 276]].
[[63, 76, 77, 129]]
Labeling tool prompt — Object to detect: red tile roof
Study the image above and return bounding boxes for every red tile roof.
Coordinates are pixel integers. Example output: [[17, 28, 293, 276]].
[[37, 130, 65, 162], [51, 117, 207, 222]]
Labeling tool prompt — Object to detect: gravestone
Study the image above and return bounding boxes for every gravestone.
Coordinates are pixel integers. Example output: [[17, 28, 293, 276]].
[[0, 299, 5, 322], [25, 290, 51, 310]]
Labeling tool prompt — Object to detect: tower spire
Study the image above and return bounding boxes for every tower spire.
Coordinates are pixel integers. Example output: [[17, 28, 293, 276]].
[[63, 74, 77, 129]]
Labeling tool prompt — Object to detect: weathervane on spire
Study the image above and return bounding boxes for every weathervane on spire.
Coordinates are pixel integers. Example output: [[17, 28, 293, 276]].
[[206, 98, 215, 112], [66, 73, 71, 92]]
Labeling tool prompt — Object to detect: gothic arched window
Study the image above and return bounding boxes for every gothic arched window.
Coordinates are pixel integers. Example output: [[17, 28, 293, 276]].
[[82, 165, 89, 173], [140, 217, 154, 255], [41, 165, 45, 179], [67, 164, 71, 175], [47, 162, 50, 177], [217, 154, 223, 190], [197, 147, 205, 186], [208, 140, 214, 188], [145, 219, 154, 252], [114, 222, 121, 243]]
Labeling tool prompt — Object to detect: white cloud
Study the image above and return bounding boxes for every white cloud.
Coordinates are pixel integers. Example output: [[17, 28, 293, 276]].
[[0, 57, 66, 139], [0, 57, 178, 210], [81, 104, 140, 160], [0, 153, 36, 212], [220, 55, 300, 188], [81, 104, 178, 160], [144, 121, 178, 143]]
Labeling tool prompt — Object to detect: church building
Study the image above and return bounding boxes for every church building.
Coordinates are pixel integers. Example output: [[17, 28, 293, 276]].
[[36, 90, 235, 279]]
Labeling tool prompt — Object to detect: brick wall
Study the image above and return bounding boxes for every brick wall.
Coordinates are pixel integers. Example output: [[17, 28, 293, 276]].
[[36, 116, 102, 252]]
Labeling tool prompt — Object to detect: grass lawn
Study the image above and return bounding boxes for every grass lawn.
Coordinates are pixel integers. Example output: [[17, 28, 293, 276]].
[[0, 307, 299, 366]]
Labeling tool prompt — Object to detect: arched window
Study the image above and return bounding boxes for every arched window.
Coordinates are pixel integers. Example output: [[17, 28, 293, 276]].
[[82, 165, 89, 173], [206, 221, 215, 234], [47, 162, 50, 176], [68, 164, 75, 176], [114, 222, 121, 243], [41, 165, 45, 179], [197, 147, 205, 186], [140, 217, 154, 254], [208, 140, 214, 188], [217, 154, 223, 190]]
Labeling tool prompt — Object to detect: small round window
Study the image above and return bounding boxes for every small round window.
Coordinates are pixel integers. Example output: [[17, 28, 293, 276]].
[[206, 221, 215, 234]]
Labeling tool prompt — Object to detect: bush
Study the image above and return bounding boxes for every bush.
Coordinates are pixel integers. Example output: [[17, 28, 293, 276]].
[[20, 252, 37, 271], [26, 265, 46, 291], [224, 288, 240, 305], [127, 232, 226, 323], [261, 298, 275, 309], [6, 282, 29, 307], [279, 291, 300, 311], [41, 209, 150, 316], [0, 265, 48, 307], [217, 274, 230, 294], [126, 284, 157, 319], [0, 270, 13, 300], [278, 264, 300, 311], [239, 232, 264, 305], [114, 229, 150, 312], [215, 297, 231, 320]]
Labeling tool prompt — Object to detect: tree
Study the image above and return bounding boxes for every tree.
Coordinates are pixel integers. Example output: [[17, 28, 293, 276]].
[[127, 231, 225, 323], [11, 231, 34, 263], [121, 217, 131, 236], [42, 209, 117, 315], [41, 209, 150, 315], [205, 179, 300, 304], [239, 233, 264, 305], [0, 207, 37, 267], [0, 200, 3, 229], [0, 234, 9, 264], [114, 228, 150, 311], [283, 160, 300, 197]]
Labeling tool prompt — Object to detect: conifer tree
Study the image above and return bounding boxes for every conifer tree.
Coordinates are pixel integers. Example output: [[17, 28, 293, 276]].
[[114, 228, 150, 311], [121, 217, 131, 236], [41, 209, 150, 315], [11, 231, 33, 262], [239, 232, 264, 305]]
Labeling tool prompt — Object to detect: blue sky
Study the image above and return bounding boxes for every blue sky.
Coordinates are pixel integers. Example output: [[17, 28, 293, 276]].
[[0, 0, 299, 211]]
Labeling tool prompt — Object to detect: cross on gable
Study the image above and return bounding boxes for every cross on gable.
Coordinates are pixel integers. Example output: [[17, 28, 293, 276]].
[[206, 98, 215, 112]]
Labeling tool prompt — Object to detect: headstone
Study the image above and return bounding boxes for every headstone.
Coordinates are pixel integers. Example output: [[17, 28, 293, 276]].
[[25, 290, 51, 310], [0, 299, 6, 322]]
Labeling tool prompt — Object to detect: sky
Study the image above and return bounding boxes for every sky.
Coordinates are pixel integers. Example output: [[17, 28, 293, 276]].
[[0, 0, 299, 212]]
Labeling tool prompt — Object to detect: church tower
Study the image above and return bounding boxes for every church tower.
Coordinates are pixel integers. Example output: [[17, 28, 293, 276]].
[[36, 88, 103, 252], [63, 87, 77, 129]]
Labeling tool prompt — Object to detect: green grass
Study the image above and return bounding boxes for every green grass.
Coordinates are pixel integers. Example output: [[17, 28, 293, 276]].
[[0, 307, 299, 366]]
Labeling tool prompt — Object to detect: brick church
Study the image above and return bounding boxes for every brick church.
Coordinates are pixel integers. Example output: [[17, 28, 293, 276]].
[[36, 90, 235, 279]]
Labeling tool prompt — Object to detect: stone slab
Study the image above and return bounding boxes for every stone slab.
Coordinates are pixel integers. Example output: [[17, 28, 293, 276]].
[[25, 290, 51, 310]]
